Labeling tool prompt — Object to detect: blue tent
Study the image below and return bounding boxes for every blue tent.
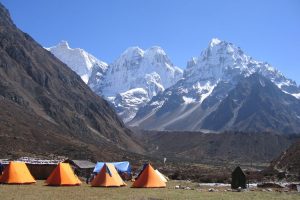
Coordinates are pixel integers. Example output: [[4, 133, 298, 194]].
[[93, 161, 131, 174], [0, 162, 4, 175]]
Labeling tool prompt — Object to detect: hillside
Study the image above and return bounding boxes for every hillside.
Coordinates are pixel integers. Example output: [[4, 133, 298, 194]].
[[134, 130, 298, 165], [0, 3, 143, 160], [271, 140, 300, 175]]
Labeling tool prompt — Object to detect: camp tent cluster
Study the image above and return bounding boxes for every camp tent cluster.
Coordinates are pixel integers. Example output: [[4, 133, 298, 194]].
[[0, 162, 81, 186], [0, 160, 248, 189], [0, 161, 168, 188]]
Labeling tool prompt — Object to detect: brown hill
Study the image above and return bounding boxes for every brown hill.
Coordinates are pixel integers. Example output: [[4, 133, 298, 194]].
[[134, 130, 297, 165], [0, 3, 144, 160], [271, 140, 300, 176]]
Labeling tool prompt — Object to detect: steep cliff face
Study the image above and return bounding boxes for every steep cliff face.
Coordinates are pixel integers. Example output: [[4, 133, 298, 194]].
[[0, 3, 144, 159]]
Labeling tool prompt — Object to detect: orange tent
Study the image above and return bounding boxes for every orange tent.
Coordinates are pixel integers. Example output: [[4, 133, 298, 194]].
[[91, 163, 126, 187], [132, 164, 166, 188], [45, 163, 81, 186], [0, 161, 36, 184]]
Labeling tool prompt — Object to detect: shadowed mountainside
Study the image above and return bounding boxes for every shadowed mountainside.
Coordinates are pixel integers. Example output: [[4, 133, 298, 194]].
[[134, 130, 298, 165], [0, 3, 144, 160]]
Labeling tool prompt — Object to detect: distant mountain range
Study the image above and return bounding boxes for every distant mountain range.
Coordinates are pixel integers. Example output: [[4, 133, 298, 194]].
[[48, 43, 183, 122], [47, 36, 300, 134], [130, 39, 300, 134]]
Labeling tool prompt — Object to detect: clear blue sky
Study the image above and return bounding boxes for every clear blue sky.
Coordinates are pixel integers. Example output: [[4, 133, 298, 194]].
[[1, 0, 300, 84]]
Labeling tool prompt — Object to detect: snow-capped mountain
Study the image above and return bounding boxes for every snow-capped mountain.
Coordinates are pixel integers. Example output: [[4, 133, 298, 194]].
[[46, 41, 108, 83], [129, 38, 300, 133], [89, 46, 183, 122], [201, 74, 300, 133], [183, 38, 300, 101], [47, 38, 300, 133], [46, 42, 183, 123], [95, 46, 182, 97]]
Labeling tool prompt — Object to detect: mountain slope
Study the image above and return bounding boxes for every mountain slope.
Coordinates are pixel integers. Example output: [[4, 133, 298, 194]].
[[201, 74, 300, 133], [130, 39, 300, 134], [0, 3, 143, 159], [46, 41, 108, 83], [271, 139, 300, 175], [135, 130, 295, 164], [89, 46, 183, 122]]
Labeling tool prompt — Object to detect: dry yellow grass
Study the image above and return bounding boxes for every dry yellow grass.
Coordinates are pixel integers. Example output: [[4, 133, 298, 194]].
[[0, 180, 299, 200]]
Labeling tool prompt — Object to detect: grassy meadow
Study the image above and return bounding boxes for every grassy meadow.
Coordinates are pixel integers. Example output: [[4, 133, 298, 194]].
[[0, 180, 299, 200]]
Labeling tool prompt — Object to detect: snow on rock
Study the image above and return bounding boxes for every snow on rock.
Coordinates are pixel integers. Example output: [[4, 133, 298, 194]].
[[183, 96, 196, 104], [129, 38, 300, 129], [184, 38, 299, 95], [46, 42, 183, 122], [210, 38, 222, 47], [111, 88, 149, 123], [292, 93, 300, 99], [90, 46, 183, 121], [46, 41, 108, 83], [47, 39, 299, 126], [99, 46, 183, 97]]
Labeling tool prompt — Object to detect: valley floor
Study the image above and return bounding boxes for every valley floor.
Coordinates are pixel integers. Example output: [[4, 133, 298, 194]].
[[0, 180, 299, 200]]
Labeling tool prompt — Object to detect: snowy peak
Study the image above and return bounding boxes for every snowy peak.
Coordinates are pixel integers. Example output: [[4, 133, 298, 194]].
[[104, 46, 183, 96], [47, 38, 300, 129], [121, 46, 144, 60], [144, 46, 173, 66], [48, 41, 184, 123], [47, 41, 108, 83], [200, 39, 248, 70], [209, 38, 222, 47], [92, 45, 183, 122], [207, 38, 241, 55], [184, 38, 299, 97], [116, 46, 171, 67], [130, 38, 300, 132], [144, 46, 167, 58], [57, 40, 69, 48], [185, 39, 241, 80]]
